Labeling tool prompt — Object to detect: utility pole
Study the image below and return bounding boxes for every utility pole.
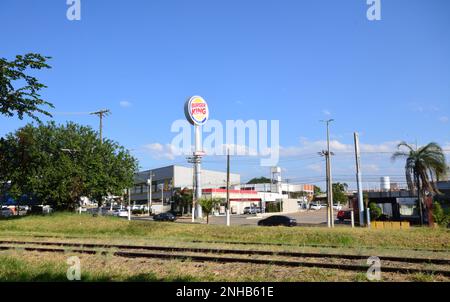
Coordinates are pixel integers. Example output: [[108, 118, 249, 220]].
[[90, 109, 111, 144], [226, 149, 231, 227], [128, 188, 131, 221], [320, 119, 335, 228], [147, 171, 155, 216], [286, 179, 290, 199], [354, 132, 365, 226]]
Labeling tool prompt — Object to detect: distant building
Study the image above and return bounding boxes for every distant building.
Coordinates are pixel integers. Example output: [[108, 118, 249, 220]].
[[131, 165, 240, 205]]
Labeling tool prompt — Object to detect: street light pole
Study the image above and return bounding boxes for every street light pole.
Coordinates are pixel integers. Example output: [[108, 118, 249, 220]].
[[128, 188, 131, 221], [147, 171, 154, 216]]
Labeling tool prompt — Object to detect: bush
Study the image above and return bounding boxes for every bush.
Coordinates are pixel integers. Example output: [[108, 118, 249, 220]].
[[432, 202, 449, 227], [369, 202, 382, 221], [132, 209, 145, 215], [266, 202, 281, 213]]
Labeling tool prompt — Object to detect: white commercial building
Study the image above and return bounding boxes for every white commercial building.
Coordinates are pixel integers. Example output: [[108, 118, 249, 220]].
[[131, 165, 240, 205]]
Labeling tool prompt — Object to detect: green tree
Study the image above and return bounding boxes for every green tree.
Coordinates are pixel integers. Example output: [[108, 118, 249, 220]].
[[0, 54, 53, 122], [392, 142, 448, 225], [247, 177, 271, 184], [173, 188, 193, 214], [0, 122, 138, 210], [313, 185, 322, 195], [332, 182, 348, 204], [198, 197, 221, 224], [432, 202, 449, 227], [369, 202, 382, 221]]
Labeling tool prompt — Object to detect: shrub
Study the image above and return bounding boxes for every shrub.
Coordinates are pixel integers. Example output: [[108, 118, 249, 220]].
[[432, 202, 449, 227], [369, 202, 382, 221]]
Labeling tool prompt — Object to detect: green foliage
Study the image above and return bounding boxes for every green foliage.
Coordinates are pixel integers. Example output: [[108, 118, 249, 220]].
[[369, 202, 382, 221], [173, 188, 193, 211], [332, 183, 348, 204], [247, 177, 271, 184], [0, 53, 54, 122], [392, 142, 447, 195], [313, 185, 322, 195], [266, 202, 281, 213], [198, 197, 222, 224], [0, 122, 138, 210], [432, 202, 449, 227]]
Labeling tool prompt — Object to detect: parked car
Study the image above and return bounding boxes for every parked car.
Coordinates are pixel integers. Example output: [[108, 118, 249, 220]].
[[0, 207, 13, 218], [112, 210, 129, 217], [337, 210, 352, 222], [30, 205, 53, 215], [243, 207, 261, 215], [333, 204, 343, 211], [257, 215, 297, 227], [153, 212, 176, 222], [310, 203, 323, 210]]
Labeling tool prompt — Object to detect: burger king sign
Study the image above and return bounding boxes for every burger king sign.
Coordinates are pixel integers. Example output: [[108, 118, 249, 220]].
[[184, 96, 209, 126]]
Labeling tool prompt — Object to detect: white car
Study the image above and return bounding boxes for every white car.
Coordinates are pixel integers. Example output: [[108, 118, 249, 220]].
[[0, 207, 13, 218], [310, 203, 323, 210], [333, 204, 343, 211], [113, 210, 129, 217]]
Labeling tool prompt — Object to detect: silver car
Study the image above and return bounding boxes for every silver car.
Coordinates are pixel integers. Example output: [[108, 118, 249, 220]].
[[0, 207, 13, 218]]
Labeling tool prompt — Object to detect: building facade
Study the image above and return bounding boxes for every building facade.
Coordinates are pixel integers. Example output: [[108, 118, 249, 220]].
[[131, 165, 240, 205]]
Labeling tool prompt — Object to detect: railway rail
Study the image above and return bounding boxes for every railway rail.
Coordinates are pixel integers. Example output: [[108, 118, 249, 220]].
[[1, 240, 450, 277]]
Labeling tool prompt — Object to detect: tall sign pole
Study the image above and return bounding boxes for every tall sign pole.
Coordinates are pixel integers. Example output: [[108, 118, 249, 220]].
[[354, 132, 365, 226], [185, 96, 209, 220], [226, 148, 231, 227]]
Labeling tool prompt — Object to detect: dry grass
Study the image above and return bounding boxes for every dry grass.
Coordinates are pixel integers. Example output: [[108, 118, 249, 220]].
[[0, 250, 448, 282]]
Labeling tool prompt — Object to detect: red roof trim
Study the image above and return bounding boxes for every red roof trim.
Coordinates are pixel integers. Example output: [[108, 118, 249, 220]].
[[202, 188, 258, 195]]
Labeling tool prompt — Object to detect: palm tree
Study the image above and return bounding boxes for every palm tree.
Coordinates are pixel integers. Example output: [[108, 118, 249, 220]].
[[392, 142, 448, 225]]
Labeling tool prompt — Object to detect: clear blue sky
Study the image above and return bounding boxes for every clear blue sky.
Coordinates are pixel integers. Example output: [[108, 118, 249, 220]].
[[1, 0, 449, 188]]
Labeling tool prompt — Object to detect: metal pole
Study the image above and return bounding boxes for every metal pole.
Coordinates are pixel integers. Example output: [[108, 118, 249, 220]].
[[327, 121, 335, 228], [194, 125, 203, 218], [128, 188, 131, 221], [354, 132, 365, 226], [226, 149, 231, 227], [325, 154, 331, 228], [351, 210, 355, 228], [366, 208, 371, 228], [192, 164, 196, 222], [147, 171, 154, 216], [161, 184, 164, 207]]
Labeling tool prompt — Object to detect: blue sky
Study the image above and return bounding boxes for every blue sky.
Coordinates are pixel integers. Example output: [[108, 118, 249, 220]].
[[1, 0, 449, 189]]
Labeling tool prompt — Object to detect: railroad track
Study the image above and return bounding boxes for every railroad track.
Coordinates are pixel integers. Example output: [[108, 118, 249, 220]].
[[1, 240, 449, 265], [7, 234, 450, 254], [1, 240, 450, 277]]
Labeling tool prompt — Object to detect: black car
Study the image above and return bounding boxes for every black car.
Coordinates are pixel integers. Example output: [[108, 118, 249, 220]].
[[153, 212, 176, 222], [257, 215, 297, 227]]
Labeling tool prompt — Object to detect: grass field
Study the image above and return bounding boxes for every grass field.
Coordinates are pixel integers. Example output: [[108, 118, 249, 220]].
[[1, 213, 449, 249], [0, 213, 449, 282]]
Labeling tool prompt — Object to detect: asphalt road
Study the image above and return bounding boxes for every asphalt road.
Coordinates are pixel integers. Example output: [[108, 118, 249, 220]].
[[132, 208, 345, 227]]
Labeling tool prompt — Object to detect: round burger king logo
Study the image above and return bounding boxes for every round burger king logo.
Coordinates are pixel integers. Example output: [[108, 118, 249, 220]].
[[184, 96, 209, 126]]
